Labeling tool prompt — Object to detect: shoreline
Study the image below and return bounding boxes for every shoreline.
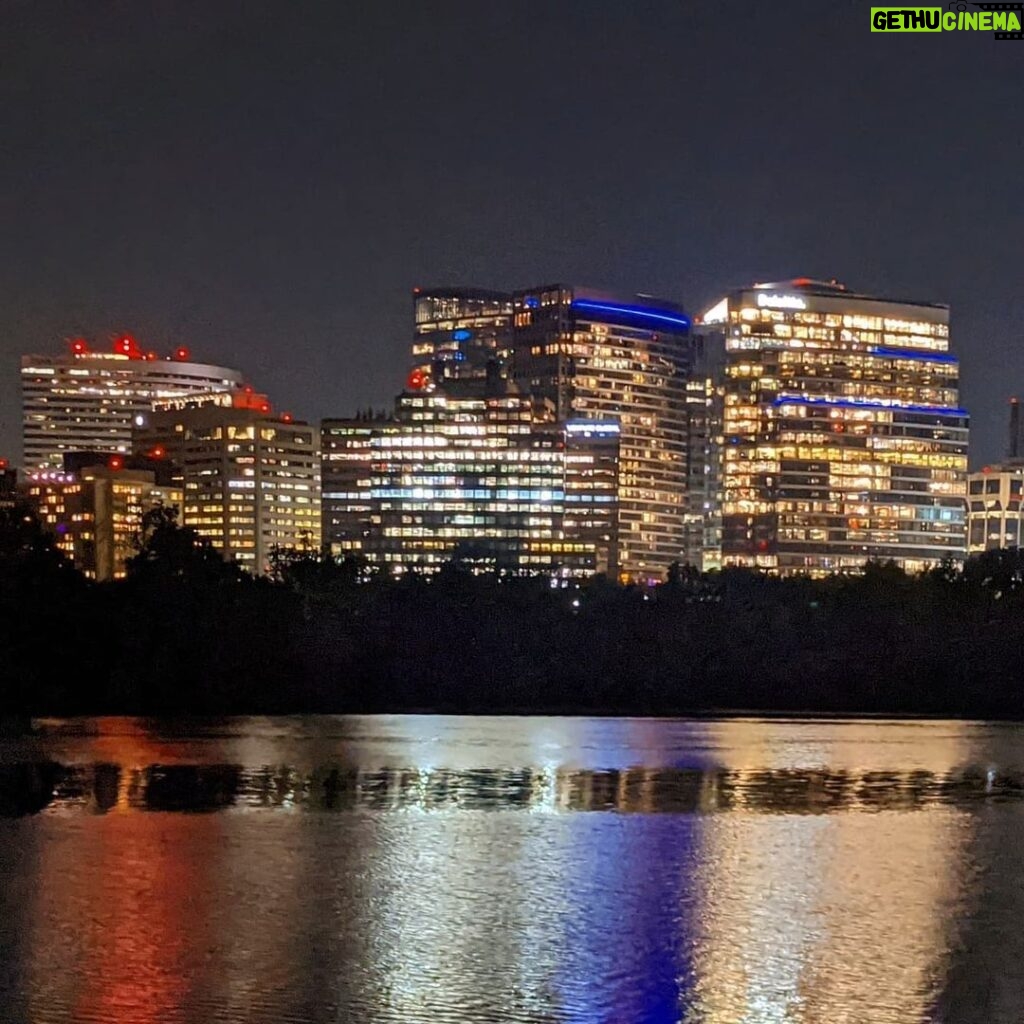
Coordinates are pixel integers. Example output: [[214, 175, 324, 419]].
[[9, 707, 1024, 728]]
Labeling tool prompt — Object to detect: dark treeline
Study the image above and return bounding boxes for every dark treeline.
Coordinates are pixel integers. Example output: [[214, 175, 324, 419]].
[[3, 503, 1024, 719]]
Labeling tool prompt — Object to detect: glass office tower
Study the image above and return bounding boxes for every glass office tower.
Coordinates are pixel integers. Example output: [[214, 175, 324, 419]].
[[321, 376, 620, 576], [411, 287, 515, 384], [705, 279, 967, 575], [510, 285, 693, 582]]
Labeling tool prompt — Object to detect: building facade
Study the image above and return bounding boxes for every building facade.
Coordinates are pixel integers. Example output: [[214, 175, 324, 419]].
[[0, 459, 15, 510], [134, 391, 320, 573], [683, 330, 727, 571], [411, 287, 515, 385], [21, 336, 244, 470], [1009, 397, 1024, 461], [509, 285, 693, 582], [968, 466, 1024, 554], [25, 460, 181, 580], [562, 420, 622, 576], [322, 376, 619, 575], [704, 279, 968, 575]]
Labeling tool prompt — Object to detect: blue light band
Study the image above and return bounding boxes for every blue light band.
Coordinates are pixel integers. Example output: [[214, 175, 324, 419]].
[[570, 299, 690, 331], [868, 346, 958, 364], [773, 394, 968, 417]]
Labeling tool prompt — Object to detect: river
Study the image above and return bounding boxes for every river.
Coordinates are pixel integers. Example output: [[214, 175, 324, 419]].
[[2, 715, 1023, 1023]]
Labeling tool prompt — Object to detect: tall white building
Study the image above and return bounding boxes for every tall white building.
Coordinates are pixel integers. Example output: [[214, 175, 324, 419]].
[[21, 335, 243, 470]]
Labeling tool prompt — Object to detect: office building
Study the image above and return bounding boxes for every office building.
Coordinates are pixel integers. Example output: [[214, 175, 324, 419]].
[[0, 459, 17, 510], [704, 278, 967, 575], [967, 466, 1024, 554], [322, 374, 619, 575], [684, 330, 727, 571], [411, 287, 514, 384], [510, 285, 694, 582], [1007, 397, 1024, 463], [21, 336, 244, 470], [25, 457, 181, 580], [966, 403, 1024, 554], [562, 420, 622, 575], [134, 390, 320, 574]]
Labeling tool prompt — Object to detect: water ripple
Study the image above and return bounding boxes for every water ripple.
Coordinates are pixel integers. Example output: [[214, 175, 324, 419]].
[[3, 761, 1024, 817]]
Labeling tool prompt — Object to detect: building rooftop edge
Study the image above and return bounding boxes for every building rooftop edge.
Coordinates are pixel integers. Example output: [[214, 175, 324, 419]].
[[719, 279, 949, 311]]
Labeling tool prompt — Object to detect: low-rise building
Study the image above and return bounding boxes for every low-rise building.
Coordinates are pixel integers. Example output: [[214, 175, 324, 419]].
[[967, 465, 1024, 554], [0, 459, 16, 510], [25, 458, 181, 580]]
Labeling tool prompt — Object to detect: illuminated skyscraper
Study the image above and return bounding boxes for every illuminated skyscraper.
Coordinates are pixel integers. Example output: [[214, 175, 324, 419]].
[[134, 391, 320, 573], [411, 287, 515, 384], [704, 279, 968, 575], [684, 331, 727, 571], [21, 336, 244, 470], [321, 374, 619, 575], [510, 285, 693, 581], [562, 420, 622, 576]]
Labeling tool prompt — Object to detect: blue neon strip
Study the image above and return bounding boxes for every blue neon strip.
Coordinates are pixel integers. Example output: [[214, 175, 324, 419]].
[[570, 299, 690, 331], [773, 394, 968, 417], [869, 346, 958, 364]]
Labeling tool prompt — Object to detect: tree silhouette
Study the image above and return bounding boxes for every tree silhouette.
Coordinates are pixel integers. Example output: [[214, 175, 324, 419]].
[[126, 504, 244, 584]]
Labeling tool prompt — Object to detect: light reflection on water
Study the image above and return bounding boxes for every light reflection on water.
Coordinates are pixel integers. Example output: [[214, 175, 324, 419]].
[[1, 716, 1023, 1023]]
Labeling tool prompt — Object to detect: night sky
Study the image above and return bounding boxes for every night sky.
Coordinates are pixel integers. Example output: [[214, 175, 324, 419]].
[[2, 0, 1021, 465]]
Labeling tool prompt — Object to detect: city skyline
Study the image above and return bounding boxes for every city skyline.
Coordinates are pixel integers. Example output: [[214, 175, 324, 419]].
[[1, 3, 1021, 469], [16, 275, 994, 579], [6, 10, 1024, 1024], [3, 270, 1015, 473]]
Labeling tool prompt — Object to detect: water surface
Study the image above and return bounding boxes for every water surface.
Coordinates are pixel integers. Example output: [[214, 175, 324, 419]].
[[2, 716, 1024, 1023]]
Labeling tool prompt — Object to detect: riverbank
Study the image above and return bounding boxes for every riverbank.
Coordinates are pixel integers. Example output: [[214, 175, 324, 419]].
[[6, 508, 1024, 722]]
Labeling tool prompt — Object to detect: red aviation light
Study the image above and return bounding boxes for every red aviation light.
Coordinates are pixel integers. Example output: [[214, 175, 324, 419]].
[[108, 455, 124, 470], [148, 445, 166, 460], [70, 338, 89, 355], [146, 351, 158, 361], [281, 412, 293, 424], [174, 346, 191, 361], [231, 388, 271, 411], [0, 458, 8, 470], [116, 335, 142, 358], [407, 368, 427, 390]]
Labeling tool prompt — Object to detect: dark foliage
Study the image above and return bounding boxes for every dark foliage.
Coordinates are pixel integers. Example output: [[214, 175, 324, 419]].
[[3, 510, 1023, 719]]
